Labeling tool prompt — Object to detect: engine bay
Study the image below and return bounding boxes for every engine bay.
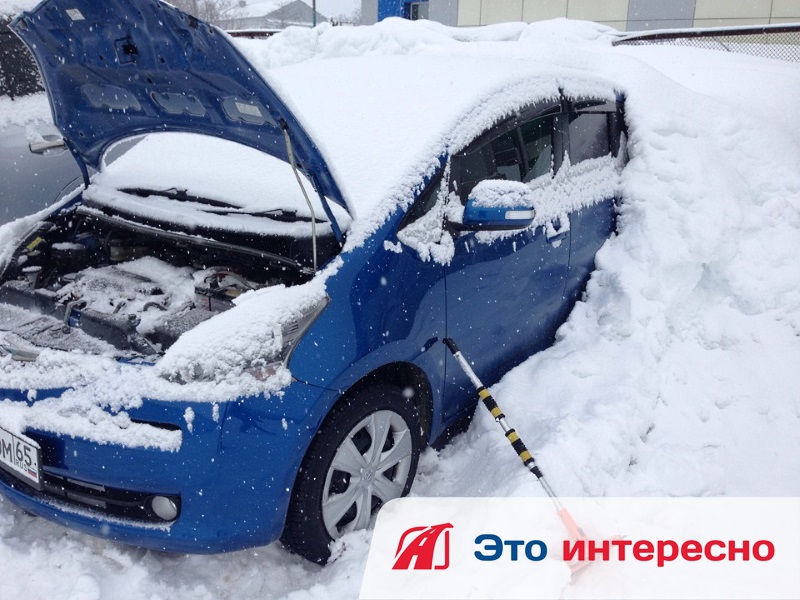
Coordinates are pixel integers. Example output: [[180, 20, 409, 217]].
[[0, 206, 313, 358]]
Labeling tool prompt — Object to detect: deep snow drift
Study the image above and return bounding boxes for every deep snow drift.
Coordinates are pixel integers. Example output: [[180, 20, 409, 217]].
[[0, 15, 799, 600]]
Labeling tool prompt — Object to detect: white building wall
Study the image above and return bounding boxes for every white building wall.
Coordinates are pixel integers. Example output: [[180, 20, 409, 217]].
[[481, 0, 523, 24], [772, 0, 800, 22], [567, 0, 628, 28], [439, 0, 799, 29], [694, 0, 771, 26], [522, 0, 567, 22], [773, 0, 800, 17], [456, 0, 481, 26]]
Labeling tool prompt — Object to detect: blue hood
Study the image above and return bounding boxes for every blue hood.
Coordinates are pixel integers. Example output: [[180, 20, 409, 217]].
[[11, 0, 347, 211]]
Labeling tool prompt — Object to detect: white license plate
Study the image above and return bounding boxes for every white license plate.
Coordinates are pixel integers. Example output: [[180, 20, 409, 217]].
[[0, 426, 42, 490]]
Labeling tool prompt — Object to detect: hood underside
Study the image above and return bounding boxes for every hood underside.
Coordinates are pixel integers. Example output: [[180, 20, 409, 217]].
[[11, 0, 347, 210]]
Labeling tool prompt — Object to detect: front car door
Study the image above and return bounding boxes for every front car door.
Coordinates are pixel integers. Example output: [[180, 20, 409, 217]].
[[442, 101, 571, 421], [395, 96, 625, 430]]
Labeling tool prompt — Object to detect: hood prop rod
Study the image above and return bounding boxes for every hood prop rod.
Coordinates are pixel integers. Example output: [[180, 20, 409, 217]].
[[281, 120, 317, 273]]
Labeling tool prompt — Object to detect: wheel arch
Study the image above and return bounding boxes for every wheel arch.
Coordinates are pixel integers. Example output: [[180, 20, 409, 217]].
[[281, 362, 430, 562], [336, 361, 434, 445]]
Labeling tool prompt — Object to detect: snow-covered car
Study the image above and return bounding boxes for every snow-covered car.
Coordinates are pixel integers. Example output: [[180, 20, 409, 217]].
[[0, 0, 625, 562]]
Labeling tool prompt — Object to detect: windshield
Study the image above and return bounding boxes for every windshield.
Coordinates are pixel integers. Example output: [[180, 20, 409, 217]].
[[85, 132, 351, 240]]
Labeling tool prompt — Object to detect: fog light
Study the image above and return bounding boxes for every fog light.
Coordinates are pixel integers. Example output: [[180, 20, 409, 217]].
[[150, 495, 180, 521]]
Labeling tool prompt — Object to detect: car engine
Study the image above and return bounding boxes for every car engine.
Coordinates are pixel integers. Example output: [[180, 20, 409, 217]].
[[0, 207, 307, 358]]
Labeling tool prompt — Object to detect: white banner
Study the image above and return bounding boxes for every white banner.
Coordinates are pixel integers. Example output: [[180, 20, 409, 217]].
[[360, 497, 800, 600]]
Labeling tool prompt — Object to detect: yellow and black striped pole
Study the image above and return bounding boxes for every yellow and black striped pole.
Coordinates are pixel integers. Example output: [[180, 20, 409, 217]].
[[444, 338, 553, 487], [443, 338, 589, 556]]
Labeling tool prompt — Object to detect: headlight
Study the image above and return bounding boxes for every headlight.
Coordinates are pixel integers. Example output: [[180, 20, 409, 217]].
[[244, 294, 330, 381], [164, 294, 329, 384]]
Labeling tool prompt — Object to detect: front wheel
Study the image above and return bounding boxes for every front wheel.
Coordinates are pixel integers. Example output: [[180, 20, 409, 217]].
[[281, 386, 422, 564]]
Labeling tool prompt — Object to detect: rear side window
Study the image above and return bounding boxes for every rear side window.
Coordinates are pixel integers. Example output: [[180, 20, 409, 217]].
[[568, 112, 611, 164]]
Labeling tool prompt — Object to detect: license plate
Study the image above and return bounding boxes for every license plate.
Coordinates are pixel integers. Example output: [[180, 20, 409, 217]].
[[0, 426, 42, 490]]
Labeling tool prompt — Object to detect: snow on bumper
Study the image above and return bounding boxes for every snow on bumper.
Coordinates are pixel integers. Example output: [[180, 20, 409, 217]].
[[0, 378, 335, 553]]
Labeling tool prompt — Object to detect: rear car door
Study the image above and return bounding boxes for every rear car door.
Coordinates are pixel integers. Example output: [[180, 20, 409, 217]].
[[560, 99, 625, 304]]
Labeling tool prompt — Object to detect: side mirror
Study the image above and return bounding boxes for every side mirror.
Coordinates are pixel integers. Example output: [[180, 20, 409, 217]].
[[462, 180, 535, 230], [29, 135, 68, 155]]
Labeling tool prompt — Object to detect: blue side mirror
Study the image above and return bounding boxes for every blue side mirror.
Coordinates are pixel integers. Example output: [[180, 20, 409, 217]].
[[462, 180, 536, 230]]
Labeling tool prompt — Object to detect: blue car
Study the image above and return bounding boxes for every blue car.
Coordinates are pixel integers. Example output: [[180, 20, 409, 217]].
[[0, 0, 625, 563]]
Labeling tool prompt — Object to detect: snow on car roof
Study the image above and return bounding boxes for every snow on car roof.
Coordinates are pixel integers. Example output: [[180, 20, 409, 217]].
[[238, 20, 618, 247]]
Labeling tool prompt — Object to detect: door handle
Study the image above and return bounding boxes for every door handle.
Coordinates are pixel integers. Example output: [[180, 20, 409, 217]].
[[546, 217, 569, 246]]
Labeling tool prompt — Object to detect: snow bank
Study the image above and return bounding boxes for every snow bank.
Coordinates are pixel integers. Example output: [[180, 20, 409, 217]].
[[233, 17, 613, 71], [417, 43, 800, 503], [0, 16, 798, 600]]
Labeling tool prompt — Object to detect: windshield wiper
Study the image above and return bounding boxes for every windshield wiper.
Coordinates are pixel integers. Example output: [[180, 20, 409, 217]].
[[120, 189, 325, 223], [227, 208, 326, 223], [121, 187, 237, 209]]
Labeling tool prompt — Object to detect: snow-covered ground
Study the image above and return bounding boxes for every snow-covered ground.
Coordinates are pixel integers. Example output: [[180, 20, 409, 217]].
[[1, 12, 799, 600]]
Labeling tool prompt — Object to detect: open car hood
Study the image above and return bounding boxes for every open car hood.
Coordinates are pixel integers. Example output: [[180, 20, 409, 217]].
[[11, 0, 347, 211]]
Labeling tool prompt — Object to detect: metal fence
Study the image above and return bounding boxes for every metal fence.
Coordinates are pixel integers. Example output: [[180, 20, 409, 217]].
[[614, 23, 800, 63], [0, 17, 43, 100]]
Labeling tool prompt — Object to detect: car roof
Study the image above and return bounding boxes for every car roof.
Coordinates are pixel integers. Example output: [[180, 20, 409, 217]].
[[259, 50, 616, 243]]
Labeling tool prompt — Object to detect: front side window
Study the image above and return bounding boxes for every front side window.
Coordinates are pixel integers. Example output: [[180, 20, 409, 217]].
[[491, 131, 523, 183], [452, 130, 522, 202], [520, 115, 554, 182]]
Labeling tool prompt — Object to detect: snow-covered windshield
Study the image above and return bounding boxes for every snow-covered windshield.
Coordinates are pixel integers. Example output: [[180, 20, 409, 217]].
[[86, 132, 351, 239]]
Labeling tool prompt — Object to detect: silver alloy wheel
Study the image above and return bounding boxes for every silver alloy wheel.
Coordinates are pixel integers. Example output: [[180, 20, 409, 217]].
[[321, 409, 414, 538]]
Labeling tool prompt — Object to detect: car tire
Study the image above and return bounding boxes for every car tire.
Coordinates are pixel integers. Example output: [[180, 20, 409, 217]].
[[281, 385, 422, 564]]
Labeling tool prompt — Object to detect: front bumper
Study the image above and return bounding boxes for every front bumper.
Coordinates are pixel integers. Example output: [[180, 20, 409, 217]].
[[0, 379, 336, 553]]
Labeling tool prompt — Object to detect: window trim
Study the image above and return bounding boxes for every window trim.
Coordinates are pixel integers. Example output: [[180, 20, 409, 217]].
[[407, 1, 429, 20]]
